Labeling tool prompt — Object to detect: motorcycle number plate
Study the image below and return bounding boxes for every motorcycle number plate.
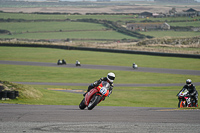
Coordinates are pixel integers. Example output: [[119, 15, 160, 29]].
[[100, 87, 107, 95]]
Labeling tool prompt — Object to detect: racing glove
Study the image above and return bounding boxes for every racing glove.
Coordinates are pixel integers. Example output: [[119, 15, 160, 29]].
[[110, 83, 114, 87], [93, 78, 103, 87], [93, 81, 98, 87]]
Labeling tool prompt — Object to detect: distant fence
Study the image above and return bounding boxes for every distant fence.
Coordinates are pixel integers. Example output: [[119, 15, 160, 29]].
[[0, 43, 200, 59]]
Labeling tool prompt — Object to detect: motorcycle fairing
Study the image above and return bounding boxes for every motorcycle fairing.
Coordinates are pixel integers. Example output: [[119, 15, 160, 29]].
[[85, 88, 99, 106], [97, 82, 109, 97], [178, 88, 188, 96]]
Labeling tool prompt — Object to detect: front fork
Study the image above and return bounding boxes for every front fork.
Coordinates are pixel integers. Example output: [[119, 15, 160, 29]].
[[186, 97, 191, 107]]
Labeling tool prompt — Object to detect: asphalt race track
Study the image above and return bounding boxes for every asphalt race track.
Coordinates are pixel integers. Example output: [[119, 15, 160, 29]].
[[1, 60, 200, 76], [1, 60, 200, 132], [0, 104, 200, 133], [1, 60, 200, 87]]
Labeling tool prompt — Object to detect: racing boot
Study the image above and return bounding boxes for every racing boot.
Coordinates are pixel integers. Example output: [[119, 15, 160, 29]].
[[195, 100, 198, 107]]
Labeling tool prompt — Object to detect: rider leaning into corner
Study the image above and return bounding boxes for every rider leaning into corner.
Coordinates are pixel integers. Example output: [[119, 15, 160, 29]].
[[83, 72, 115, 98], [178, 79, 198, 107]]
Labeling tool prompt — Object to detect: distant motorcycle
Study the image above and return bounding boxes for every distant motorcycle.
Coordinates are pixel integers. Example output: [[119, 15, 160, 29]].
[[132, 63, 138, 69], [75, 60, 81, 66], [177, 88, 198, 108], [57, 59, 66, 65], [79, 81, 110, 110]]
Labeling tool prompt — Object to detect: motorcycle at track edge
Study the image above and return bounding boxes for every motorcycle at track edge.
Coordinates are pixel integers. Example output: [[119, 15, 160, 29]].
[[79, 81, 110, 110], [177, 88, 198, 108]]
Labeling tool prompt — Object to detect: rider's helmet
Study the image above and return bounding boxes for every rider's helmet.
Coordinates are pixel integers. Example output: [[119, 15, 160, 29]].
[[107, 72, 115, 83], [186, 79, 192, 86]]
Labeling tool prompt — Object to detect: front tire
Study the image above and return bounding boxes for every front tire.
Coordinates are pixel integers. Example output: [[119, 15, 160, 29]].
[[79, 98, 86, 110], [178, 99, 183, 108], [88, 95, 101, 110]]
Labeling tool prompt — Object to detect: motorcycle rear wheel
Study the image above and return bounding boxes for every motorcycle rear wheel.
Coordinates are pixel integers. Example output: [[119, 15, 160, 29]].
[[88, 95, 101, 110], [79, 98, 86, 110]]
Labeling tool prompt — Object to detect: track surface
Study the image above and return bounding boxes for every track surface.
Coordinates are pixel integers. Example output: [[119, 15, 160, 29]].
[[1, 60, 200, 76], [1, 60, 200, 132], [1, 60, 200, 87], [1, 104, 200, 133]]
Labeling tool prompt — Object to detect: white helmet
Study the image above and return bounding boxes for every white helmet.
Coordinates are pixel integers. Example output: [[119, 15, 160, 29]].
[[107, 72, 115, 83]]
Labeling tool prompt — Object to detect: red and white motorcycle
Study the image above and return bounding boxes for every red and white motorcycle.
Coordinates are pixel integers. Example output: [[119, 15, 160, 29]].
[[79, 81, 110, 110]]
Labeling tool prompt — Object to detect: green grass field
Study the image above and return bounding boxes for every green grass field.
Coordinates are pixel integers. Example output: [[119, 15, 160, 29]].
[[0, 21, 107, 33], [139, 30, 200, 38], [0, 31, 136, 40], [0, 12, 200, 40], [2, 84, 185, 108], [1, 12, 200, 22], [0, 46, 200, 108], [0, 21, 138, 40], [1, 64, 200, 84], [0, 12, 133, 21], [0, 46, 200, 70], [168, 21, 200, 27]]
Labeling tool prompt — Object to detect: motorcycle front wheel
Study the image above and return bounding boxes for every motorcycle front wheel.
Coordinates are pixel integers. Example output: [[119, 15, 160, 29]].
[[178, 99, 184, 108], [178, 99, 187, 108], [79, 98, 86, 110], [88, 95, 101, 110]]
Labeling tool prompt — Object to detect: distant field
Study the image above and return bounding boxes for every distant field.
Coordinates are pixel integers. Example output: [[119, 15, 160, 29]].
[[139, 31, 200, 38], [1, 20, 199, 40], [168, 21, 200, 27], [0, 30, 137, 40], [0, 21, 106, 33], [0, 12, 133, 22], [1, 12, 200, 22], [0, 12, 200, 41], [0, 21, 138, 40]]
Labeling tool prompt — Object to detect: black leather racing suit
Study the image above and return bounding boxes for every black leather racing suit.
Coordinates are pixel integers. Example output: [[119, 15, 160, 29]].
[[86, 77, 114, 97], [180, 84, 198, 106]]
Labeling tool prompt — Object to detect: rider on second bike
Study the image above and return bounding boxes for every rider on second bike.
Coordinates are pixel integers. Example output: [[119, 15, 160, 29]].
[[83, 72, 115, 98], [178, 79, 198, 107]]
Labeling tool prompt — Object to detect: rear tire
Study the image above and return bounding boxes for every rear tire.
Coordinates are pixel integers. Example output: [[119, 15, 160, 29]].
[[79, 98, 86, 110], [88, 95, 101, 110]]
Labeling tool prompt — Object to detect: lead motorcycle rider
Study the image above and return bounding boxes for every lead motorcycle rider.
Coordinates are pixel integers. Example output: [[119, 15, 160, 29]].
[[178, 79, 198, 107], [83, 72, 115, 98]]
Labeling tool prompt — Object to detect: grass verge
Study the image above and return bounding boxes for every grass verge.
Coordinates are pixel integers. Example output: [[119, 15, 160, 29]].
[[1, 81, 199, 108], [0, 46, 200, 70], [1, 64, 200, 84]]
